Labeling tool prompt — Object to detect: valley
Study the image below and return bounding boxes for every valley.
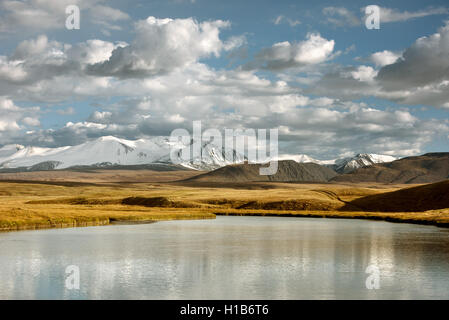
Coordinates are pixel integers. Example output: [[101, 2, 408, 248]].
[[1, 171, 448, 232], [1, 140, 448, 232]]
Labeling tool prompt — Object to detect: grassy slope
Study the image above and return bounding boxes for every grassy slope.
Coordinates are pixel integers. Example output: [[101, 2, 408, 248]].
[[187, 160, 337, 183], [341, 180, 449, 212], [0, 182, 216, 231]]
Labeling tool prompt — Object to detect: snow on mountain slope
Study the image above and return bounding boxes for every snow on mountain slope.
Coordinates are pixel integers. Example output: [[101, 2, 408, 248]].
[[0, 136, 245, 171], [0, 136, 164, 169], [0, 136, 397, 172], [275, 154, 321, 164], [330, 153, 397, 173], [0, 144, 25, 159], [154, 139, 246, 170], [275, 153, 397, 173]]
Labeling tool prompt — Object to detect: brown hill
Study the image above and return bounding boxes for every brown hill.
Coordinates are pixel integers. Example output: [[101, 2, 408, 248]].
[[332, 153, 449, 184], [185, 160, 337, 183], [341, 179, 449, 212]]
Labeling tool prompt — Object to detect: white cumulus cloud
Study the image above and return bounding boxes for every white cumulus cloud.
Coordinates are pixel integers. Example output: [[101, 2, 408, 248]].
[[245, 33, 335, 71], [87, 16, 234, 78]]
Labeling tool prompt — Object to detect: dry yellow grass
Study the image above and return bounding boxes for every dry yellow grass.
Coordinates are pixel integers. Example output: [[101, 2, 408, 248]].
[[0, 205, 216, 231], [0, 182, 217, 231], [0, 179, 447, 231]]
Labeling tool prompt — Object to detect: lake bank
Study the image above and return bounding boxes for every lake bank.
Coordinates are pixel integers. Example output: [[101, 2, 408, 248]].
[[3, 207, 449, 232], [0, 210, 216, 232], [213, 209, 449, 228]]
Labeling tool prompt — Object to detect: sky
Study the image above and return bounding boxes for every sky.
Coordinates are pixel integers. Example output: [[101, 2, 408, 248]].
[[1, 0, 449, 160]]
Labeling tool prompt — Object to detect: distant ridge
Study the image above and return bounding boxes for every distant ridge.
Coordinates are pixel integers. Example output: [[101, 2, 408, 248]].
[[277, 153, 396, 173], [332, 152, 449, 184], [185, 160, 337, 183]]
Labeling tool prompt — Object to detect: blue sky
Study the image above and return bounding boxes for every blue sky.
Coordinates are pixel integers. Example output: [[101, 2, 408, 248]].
[[0, 0, 449, 159]]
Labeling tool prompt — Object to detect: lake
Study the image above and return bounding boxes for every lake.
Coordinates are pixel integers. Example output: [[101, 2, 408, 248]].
[[0, 216, 448, 299]]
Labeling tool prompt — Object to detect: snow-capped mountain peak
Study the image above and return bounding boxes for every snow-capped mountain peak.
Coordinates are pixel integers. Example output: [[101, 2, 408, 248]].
[[0, 136, 245, 171], [0, 136, 398, 173], [158, 138, 246, 170], [275, 154, 321, 164], [331, 153, 397, 173], [276, 152, 397, 173]]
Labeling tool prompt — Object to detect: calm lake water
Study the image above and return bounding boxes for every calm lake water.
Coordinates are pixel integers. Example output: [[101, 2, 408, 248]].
[[0, 216, 448, 299]]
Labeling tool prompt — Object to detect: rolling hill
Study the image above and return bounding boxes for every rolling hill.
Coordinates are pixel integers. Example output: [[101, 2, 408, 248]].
[[332, 153, 449, 184], [185, 160, 337, 183], [341, 179, 449, 212]]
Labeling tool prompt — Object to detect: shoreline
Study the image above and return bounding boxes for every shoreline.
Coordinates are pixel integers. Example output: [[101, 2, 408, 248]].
[[0, 214, 216, 232], [213, 210, 449, 228], [2, 209, 449, 232]]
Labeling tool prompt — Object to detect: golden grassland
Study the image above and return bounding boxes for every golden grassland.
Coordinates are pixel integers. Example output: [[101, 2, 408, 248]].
[[0, 179, 448, 231]]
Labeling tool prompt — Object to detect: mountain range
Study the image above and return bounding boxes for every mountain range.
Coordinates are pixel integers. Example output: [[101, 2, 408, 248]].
[[333, 152, 449, 184], [192, 152, 449, 184], [0, 136, 397, 173], [0, 136, 448, 185], [278, 153, 396, 173], [0, 136, 245, 171], [185, 160, 338, 183]]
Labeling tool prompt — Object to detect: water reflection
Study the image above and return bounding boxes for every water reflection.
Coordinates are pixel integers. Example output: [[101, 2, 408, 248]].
[[0, 216, 448, 299]]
